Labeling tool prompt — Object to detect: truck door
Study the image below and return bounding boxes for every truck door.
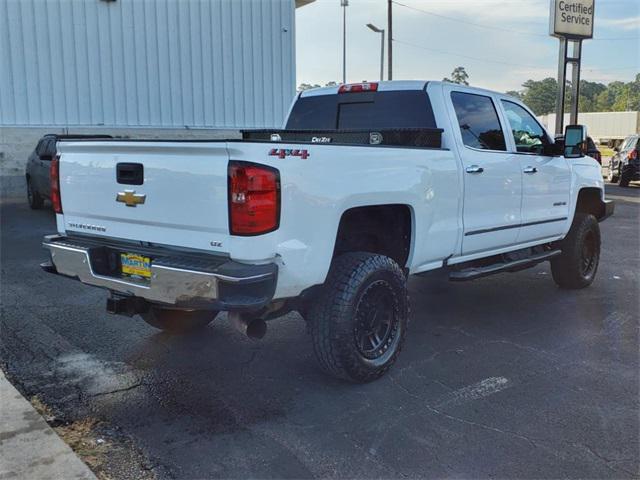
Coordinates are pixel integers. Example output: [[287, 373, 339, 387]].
[[446, 88, 522, 255], [498, 99, 571, 243]]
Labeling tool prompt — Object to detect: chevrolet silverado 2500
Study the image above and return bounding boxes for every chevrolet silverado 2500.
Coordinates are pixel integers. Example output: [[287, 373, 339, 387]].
[[42, 81, 614, 382]]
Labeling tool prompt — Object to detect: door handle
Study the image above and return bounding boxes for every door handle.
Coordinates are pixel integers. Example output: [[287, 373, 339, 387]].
[[465, 165, 484, 174], [523, 166, 538, 174]]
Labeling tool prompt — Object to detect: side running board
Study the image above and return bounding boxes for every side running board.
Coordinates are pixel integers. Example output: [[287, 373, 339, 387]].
[[449, 250, 561, 282]]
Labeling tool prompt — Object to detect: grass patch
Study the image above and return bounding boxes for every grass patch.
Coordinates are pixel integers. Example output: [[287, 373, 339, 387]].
[[599, 147, 615, 158], [31, 396, 111, 480]]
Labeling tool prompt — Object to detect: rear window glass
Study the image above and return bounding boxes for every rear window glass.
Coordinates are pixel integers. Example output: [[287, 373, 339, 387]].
[[285, 90, 437, 130]]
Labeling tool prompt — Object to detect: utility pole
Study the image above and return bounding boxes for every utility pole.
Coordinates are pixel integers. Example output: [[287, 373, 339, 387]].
[[366, 23, 385, 81], [341, 0, 348, 83], [387, 0, 393, 80]]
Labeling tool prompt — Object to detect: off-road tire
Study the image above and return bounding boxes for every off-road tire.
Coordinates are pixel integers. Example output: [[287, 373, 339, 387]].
[[551, 213, 600, 289], [140, 307, 217, 334], [27, 179, 44, 209], [307, 252, 409, 383]]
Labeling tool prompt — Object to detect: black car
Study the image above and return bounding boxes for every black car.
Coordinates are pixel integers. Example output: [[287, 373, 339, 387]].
[[585, 136, 601, 164], [607, 134, 640, 187], [26, 134, 112, 209]]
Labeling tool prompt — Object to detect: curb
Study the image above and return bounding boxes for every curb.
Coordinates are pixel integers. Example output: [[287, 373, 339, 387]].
[[0, 370, 97, 480]]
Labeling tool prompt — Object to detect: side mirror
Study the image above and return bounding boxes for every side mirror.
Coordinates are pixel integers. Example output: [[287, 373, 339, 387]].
[[546, 138, 565, 156], [564, 125, 587, 158]]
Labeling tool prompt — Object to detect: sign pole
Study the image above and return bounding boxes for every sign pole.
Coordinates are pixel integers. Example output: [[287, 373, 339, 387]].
[[554, 37, 568, 136], [549, 0, 594, 134], [569, 40, 583, 125]]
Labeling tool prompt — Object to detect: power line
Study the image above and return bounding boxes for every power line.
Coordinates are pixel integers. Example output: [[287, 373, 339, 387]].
[[392, 1, 547, 37], [394, 38, 638, 75], [394, 38, 544, 69], [391, 1, 640, 41]]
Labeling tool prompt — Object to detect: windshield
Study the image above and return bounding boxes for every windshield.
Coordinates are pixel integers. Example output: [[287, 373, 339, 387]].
[[286, 90, 437, 130]]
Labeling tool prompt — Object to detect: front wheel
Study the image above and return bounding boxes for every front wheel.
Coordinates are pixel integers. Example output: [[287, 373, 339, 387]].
[[606, 164, 619, 184], [551, 213, 600, 289], [140, 307, 217, 334], [307, 252, 409, 383]]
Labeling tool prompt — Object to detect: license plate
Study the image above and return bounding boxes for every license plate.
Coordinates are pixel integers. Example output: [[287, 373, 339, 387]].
[[120, 253, 151, 279]]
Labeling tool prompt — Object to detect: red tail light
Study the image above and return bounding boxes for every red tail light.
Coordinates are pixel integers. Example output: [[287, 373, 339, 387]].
[[338, 82, 378, 93], [228, 162, 280, 236], [50, 154, 62, 213], [629, 150, 638, 161]]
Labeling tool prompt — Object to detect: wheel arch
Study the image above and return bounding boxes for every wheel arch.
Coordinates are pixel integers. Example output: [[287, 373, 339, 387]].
[[575, 187, 609, 221], [332, 204, 413, 269]]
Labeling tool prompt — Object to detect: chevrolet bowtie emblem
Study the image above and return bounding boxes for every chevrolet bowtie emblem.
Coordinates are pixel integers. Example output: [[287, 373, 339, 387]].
[[116, 190, 146, 207]]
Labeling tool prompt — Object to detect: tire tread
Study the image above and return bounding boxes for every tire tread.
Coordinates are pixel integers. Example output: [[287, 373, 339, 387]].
[[308, 252, 408, 382]]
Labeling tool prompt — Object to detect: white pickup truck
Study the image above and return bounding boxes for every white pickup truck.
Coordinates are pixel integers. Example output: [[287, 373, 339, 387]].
[[42, 81, 613, 382]]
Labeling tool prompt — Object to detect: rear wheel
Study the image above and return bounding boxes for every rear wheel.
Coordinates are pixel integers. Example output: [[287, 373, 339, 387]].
[[307, 252, 409, 383], [27, 179, 44, 209], [551, 213, 600, 289], [140, 307, 217, 334]]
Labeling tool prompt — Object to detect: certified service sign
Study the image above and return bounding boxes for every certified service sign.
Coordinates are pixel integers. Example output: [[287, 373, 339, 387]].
[[549, 0, 595, 39]]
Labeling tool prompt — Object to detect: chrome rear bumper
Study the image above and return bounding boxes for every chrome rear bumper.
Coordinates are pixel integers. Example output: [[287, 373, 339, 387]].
[[42, 235, 277, 310]]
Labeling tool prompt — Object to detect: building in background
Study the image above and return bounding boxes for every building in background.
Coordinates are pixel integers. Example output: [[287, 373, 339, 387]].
[[0, 0, 313, 193]]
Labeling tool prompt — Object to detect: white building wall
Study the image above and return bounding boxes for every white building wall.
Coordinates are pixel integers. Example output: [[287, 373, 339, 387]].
[[0, 0, 296, 128]]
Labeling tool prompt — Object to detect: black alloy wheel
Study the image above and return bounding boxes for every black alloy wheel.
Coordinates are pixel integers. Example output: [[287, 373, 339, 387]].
[[354, 280, 400, 360]]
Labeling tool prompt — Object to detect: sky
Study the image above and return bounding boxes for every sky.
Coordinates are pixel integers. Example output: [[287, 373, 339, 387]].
[[295, 0, 640, 92]]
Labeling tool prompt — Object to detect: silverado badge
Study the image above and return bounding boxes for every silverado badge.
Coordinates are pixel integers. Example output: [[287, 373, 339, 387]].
[[116, 190, 146, 207]]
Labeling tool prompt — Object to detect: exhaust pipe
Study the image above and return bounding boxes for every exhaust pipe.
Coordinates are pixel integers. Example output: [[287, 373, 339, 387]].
[[230, 312, 267, 340]]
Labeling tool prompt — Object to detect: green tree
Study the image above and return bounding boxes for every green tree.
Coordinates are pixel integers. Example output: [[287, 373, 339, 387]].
[[297, 83, 321, 92], [520, 78, 558, 115], [612, 74, 640, 111], [443, 66, 469, 85], [297, 81, 339, 92], [578, 80, 607, 112], [508, 73, 640, 114]]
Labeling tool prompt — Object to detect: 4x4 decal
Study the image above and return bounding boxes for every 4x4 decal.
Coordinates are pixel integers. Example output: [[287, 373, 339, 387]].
[[269, 148, 310, 159]]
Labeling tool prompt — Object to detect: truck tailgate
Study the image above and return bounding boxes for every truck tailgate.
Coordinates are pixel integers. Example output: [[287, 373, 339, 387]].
[[58, 141, 230, 252]]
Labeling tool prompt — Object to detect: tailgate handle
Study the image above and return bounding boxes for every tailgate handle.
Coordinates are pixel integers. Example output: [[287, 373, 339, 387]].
[[116, 163, 144, 185]]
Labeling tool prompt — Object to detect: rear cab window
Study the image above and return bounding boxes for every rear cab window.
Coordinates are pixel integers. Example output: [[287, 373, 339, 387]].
[[285, 89, 437, 130]]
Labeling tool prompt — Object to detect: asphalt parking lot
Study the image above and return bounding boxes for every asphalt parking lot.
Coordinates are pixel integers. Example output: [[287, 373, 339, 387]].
[[1, 184, 639, 479]]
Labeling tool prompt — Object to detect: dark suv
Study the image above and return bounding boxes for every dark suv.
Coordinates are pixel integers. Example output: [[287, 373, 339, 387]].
[[585, 136, 601, 164], [26, 134, 112, 209], [607, 135, 640, 187]]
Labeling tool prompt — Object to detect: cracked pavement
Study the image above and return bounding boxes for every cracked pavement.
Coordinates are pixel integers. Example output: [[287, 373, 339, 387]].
[[1, 184, 639, 479]]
